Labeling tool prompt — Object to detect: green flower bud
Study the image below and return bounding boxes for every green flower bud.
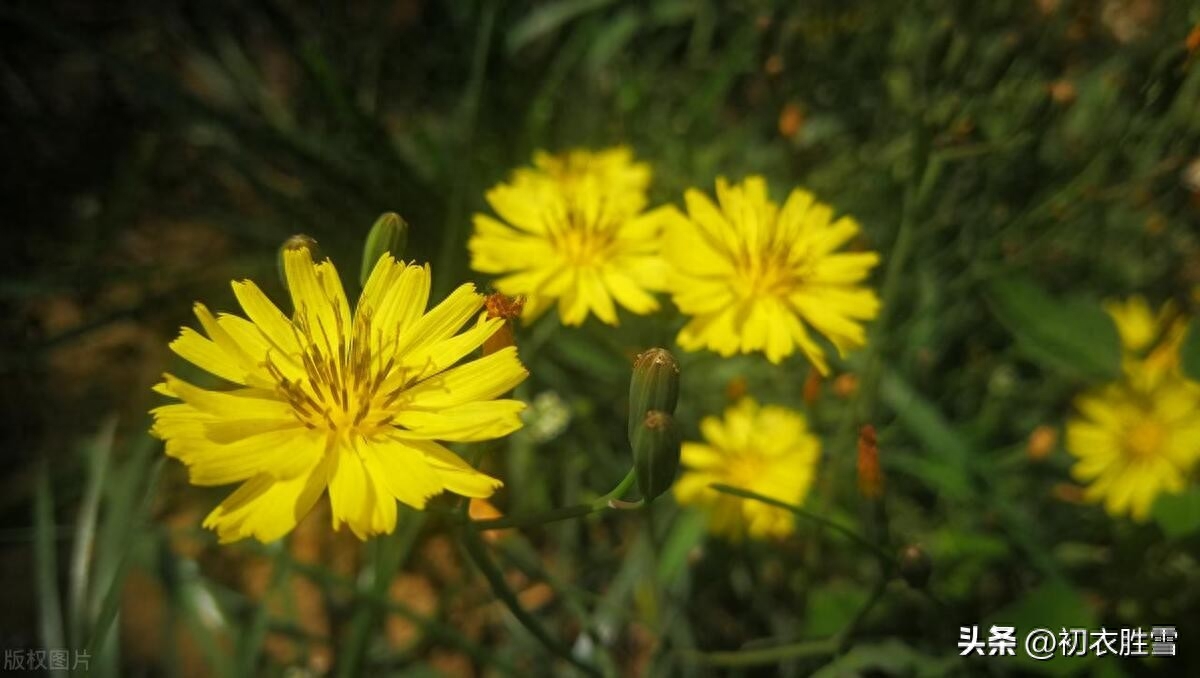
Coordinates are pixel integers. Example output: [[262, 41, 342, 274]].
[[360, 212, 409, 286], [628, 348, 680, 443], [278, 234, 320, 288], [632, 410, 681, 502], [898, 544, 932, 589]]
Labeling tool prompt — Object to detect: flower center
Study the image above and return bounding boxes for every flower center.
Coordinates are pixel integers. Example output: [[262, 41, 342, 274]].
[[1125, 419, 1166, 459], [266, 305, 403, 437], [728, 452, 766, 488], [552, 212, 615, 266], [733, 247, 800, 299]]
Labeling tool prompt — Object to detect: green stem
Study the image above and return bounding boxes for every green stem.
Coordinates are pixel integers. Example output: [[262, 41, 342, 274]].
[[460, 527, 601, 677], [598, 468, 638, 506], [243, 540, 515, 674], [680, 558, 890, 668], [238, 542, 291, 676], [855, 130, 941, 425], [471, 469, 638, 531], [335, 513, 424, 678], [710, 484, 896, 568], [472, 503, 601, 532], [835, 577, 888, 653]]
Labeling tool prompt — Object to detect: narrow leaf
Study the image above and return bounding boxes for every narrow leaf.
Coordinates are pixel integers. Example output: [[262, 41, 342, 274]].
[[986, 277, 1121, 380]]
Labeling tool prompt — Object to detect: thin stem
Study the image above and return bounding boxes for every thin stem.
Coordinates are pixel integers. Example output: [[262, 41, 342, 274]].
[[238, 542, 292, 676], [335, 513, 424, 678], [678, 550, 891, 668], [471, 469, 639, 532], [834, 577, 888, 654], [243, 541, 516, 675], [460, 527, 601, 677], [855, 129, 941, 425], [472, 503, 600, 532], [596, 468, 637, 507], [710, 484, 897, 568]]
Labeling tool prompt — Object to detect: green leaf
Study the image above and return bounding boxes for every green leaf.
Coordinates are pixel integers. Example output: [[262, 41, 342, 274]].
[[656, 510, 706, 584], [1152, 488, 1200, 538], [985, 277, 1122, 381], [1182, 317, 1200, 382], [507, 0, 616, 54], [879, 371, 974, 499], [585, 8, 642, 72], [69, 419, 115, 649]]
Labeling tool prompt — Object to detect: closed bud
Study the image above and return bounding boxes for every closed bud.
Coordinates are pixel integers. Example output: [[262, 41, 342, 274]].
[[632, 410, 681, 502], [628, 348, 680, 442], [898, 544, 932, 589], [360, 212, 409, 286], [278, 234, 320, 288]]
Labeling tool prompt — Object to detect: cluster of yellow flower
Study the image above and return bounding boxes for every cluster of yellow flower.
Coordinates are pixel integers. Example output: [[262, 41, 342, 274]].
[[1065, 298, 1200, 520], [149, 145, 1193, 546], [149, 146, 876, 544], [468, 146, 882, 373], [469, 146, 881, 540]]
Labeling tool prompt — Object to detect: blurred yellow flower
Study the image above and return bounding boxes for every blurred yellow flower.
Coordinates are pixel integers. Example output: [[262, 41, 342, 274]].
[[151, 247, 528, 543], [661, 176, 880, 373], [468, 147, 669, 326], [1066, 299, 1200, 521], [674, 398, 820, 540]]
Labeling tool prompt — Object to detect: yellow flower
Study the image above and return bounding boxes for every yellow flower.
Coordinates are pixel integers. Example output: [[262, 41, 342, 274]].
[[661, 176, 881, 373], [1065, 299, 1200, 520], [674, 398, 820, 540], [151, 247, 529, 543], [468, 147, 669, 326]]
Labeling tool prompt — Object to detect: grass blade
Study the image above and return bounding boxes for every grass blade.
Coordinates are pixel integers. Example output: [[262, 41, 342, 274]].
[[68, 418, 116, 648], [35, 463, 67, 678]]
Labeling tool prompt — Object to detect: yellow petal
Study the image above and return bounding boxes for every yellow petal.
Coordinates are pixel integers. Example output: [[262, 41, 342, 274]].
[[329, 448, 393, 539], [603, 266, 660, 316], [360, 435, 444, 508], [395, 316, 504, 385], [393, 399, 525, 442], [283, 247, 350, 345], [402, 347, 528, 409], [170, 426, 321, 486], [169, 328, 247, 385], [371, 264, 431, 353], [412, 439, 503, 498], [231, 279, 300, 354], [159, 375, 294, 419], [396, 282, 486, 356], [202, 456, 331, 543]]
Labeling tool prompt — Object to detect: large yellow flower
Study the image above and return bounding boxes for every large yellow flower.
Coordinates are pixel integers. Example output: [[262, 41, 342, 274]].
[[661, 176, 880, 373], [674, 398, 820, 540], [151, 247, 529, 543], [468, 147, 668, 326], [1066, 298, 1200, 520]]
